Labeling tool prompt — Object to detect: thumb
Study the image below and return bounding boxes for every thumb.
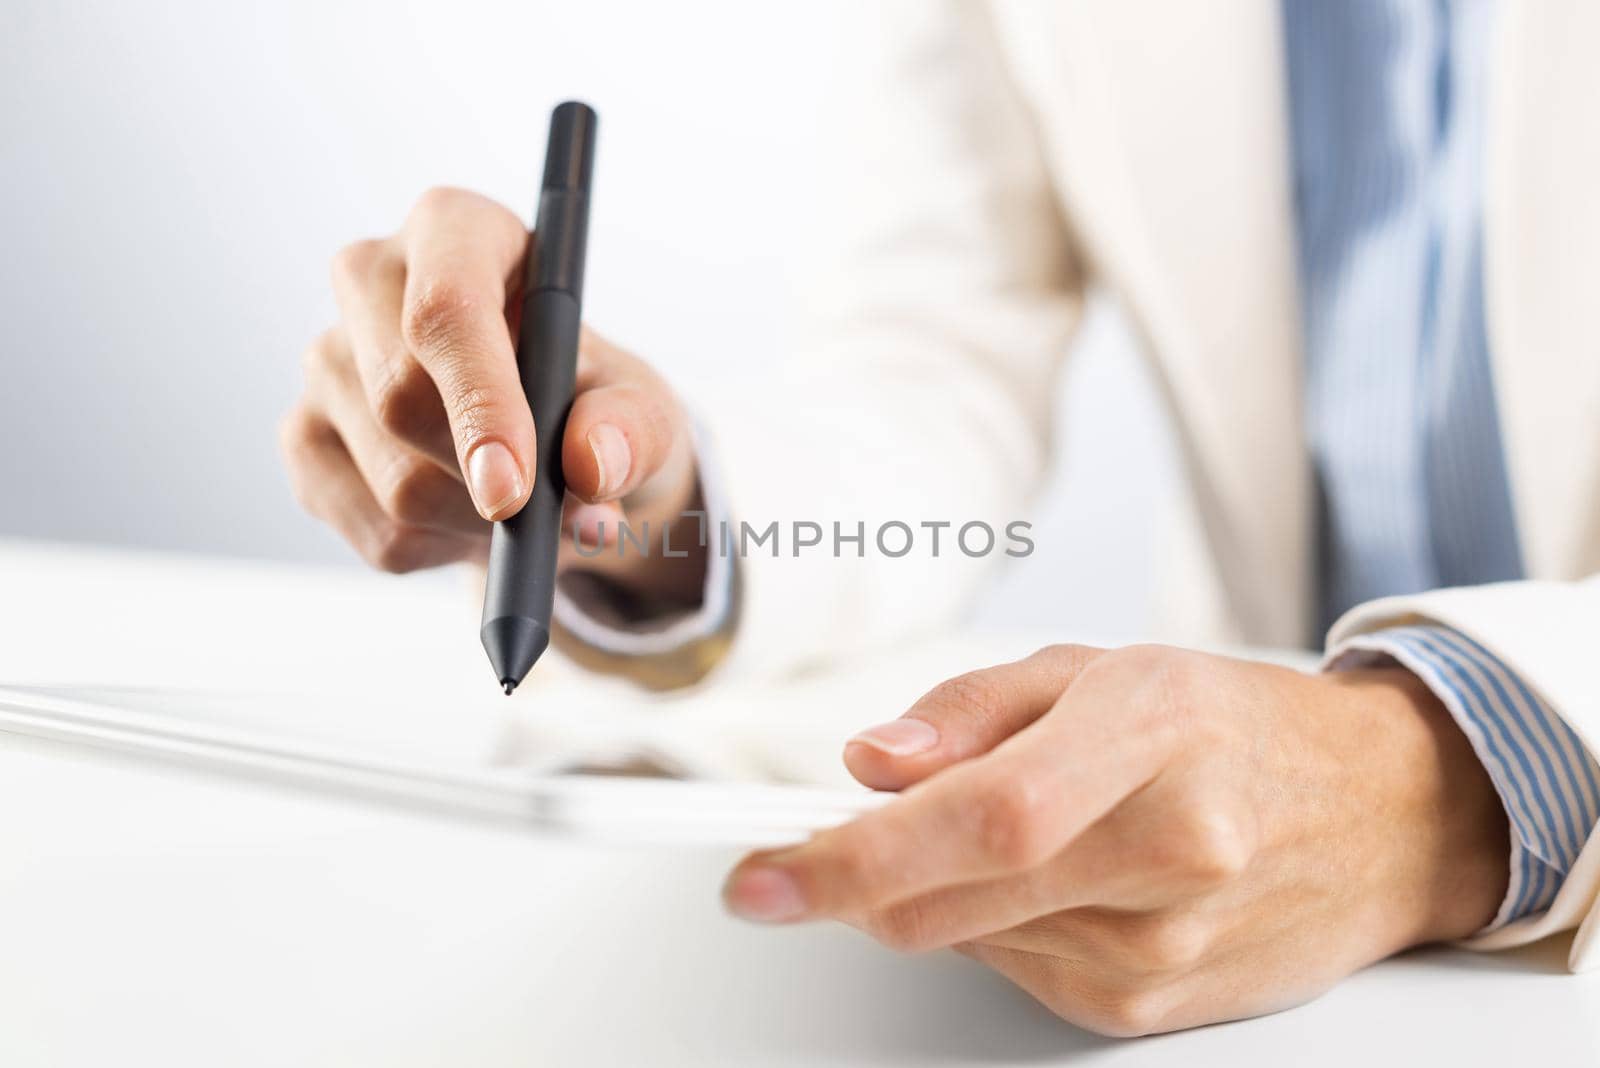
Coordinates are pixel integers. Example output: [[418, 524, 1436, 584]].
[[843, 644, 1104, 791]]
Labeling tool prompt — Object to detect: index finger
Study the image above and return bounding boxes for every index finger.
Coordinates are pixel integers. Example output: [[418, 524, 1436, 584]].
[[723, 652, 1184, 924], [400, 188, 534, 520]]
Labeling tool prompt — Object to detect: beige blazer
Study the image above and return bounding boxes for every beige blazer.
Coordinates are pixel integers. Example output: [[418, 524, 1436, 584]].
[[581, 2, 1600, 967]]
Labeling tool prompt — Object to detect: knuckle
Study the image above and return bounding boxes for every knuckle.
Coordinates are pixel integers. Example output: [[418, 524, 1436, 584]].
[[1082, 987, 1171, 1038], [278, 410, 322, 512], [370, 361, 435, 442], [1136, 644, 1200, 695], [364, 522, 431, 574], [971, 779, 1055, 870], [866, 900, 943, 955], [277, 405, 316, 459], [375, 455, 442, 524], [603, 384, 677, 457], [401, 276, 482, 356], [329, 238, 382, 290], [411, 184, 470, 222], [1171, 804, 1255, 887], [1025, 642, 1098, 677], [299, 331, 338, 381], [825, 841, 877, 899], [1122, 912, 1212, 973], [1108, 644, 1207, 734], [435, 377, 500, 435], [919, 669, 1010, 732]]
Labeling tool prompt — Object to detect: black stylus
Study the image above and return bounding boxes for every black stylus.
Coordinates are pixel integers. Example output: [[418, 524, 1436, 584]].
[[481, 101, 597, 695]]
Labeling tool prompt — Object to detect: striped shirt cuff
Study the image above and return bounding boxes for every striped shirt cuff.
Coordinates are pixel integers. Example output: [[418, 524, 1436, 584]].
[[1328, 624, 1600, 931]]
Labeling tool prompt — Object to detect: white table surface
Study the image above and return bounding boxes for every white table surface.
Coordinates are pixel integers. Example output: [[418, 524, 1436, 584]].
[[2, 539, 1597, 1066]]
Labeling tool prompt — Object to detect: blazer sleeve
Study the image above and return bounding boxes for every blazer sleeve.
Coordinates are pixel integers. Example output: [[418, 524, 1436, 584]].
[[682, 1, 1083, 682], [551, 1, 1084, 687], [1326, 574, 1600, 972]]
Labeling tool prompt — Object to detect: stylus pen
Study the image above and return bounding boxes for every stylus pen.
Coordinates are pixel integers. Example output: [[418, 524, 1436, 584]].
[[480, 101, 597, 695]]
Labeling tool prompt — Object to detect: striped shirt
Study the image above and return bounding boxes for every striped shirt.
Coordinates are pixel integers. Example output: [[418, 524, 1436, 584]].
[[1336, 626, 1600, 927], [1285, 0, 1598, 927]]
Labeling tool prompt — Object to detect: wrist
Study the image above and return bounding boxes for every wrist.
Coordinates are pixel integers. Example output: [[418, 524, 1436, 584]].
[[1351, 667, 1510, 944]]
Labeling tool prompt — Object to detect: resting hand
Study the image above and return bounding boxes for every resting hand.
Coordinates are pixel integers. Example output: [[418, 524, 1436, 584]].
[[282, 187, 702, 601], [724, 644, 1509, 1036]]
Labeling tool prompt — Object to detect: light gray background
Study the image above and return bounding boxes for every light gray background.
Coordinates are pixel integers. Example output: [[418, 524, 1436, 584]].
[[0, 0, 1177, 640]]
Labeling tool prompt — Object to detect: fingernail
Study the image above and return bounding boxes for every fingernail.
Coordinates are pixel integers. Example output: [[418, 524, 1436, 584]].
[[466, 441, 524, 519], [848, 718, 940, 757], [587, 424, 632, 499], [725, 867, 807, 923]]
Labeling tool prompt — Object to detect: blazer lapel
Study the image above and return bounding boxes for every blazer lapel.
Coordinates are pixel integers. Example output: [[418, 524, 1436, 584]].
[[991, 0, 1313, 643]]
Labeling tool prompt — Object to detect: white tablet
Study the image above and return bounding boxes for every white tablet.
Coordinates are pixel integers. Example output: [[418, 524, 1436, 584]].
[[0, 685, 891, 847]]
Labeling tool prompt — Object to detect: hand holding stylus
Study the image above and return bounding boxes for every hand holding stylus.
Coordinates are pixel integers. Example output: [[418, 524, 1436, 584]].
[[282, 186, 704, 601]]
